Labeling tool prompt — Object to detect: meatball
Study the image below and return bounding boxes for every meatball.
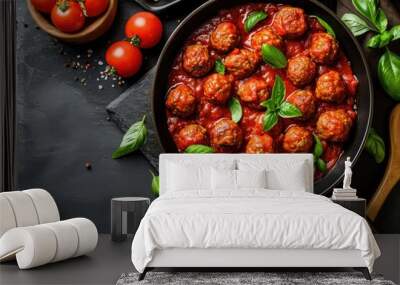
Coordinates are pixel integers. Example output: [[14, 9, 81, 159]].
[[166, 84, 196, 117], [272, 7, 308, 38], [236, 77, 269, 109], [182, 44, 213, 77], [250, 27, 283, 52], [176, 124, 208, 151], [282, 125, 313, 153], [210, 118, 243, 152], [315, 71, 346, 103], [286, 90, 316, 120], [203, 73, 233, 104], [246, 134, 274, 153], [210, 22, 240, 53], [224, 48, 260, 79], [316, 109, 353, 142], [287, 55, 317, 86], [309, 32, 339, 64]]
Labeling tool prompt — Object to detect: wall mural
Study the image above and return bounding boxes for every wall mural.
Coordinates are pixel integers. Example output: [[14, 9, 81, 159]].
[[17, 0, 399, 232]]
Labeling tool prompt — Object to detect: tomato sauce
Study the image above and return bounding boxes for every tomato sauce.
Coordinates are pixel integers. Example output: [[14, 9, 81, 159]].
[[166, 3, 358, 179]]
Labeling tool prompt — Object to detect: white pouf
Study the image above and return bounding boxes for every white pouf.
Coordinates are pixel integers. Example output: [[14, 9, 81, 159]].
[[0, 189, 98, 269], [0, 218, 98, 269]]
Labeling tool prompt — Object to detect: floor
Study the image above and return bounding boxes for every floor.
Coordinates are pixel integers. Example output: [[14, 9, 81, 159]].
[[0, 234, 399, 285]]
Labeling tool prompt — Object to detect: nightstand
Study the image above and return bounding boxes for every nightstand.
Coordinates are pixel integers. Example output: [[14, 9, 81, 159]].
[[331, 198, 366, 218], [111, 197, 150, 242]]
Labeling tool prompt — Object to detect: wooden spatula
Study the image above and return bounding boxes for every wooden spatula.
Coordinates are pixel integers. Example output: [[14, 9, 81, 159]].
[[367, 104, 400, 221]]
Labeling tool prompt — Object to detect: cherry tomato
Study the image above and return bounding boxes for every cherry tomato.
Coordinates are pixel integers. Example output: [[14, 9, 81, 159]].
[[31, 0, 56, 14], [83, 0, 109, 17], [51, 1, 85, 33], [125, 12, 163, 49], [105, 41, 143, 78]]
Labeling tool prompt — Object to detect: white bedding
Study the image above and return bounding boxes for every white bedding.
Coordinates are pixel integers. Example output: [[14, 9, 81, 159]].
[[131, 190, 380, 273]]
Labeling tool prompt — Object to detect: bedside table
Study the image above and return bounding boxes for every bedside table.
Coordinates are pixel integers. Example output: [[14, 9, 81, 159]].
[[111, 197, 150, 242], [331, 198, 366, 218]]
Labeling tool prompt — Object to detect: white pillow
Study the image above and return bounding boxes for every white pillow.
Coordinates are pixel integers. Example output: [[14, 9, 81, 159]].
[[166, 162, 211, 191], [236, 169, 267, 189], [237, 159, 311, 192], [266, 164, 308, 192], [211, 168, 236, 190]]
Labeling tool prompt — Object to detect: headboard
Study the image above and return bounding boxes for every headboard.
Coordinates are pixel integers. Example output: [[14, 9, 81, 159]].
[[159, 154, 314, 195]]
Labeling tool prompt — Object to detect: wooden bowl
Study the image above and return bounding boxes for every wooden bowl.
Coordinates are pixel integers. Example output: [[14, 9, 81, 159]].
[[27, 0, 118, 44]]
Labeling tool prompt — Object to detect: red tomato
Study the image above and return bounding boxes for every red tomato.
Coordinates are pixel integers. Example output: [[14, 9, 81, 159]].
[[105, 41, 143, 78], [51, 1, 85, 33], [31, 0, 56, 14], [84, 0, 109, 17], [125, 12, 163, 49]]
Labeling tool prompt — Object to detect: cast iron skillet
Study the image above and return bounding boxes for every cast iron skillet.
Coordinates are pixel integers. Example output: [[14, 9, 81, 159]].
[[151, 0, 373, 195]]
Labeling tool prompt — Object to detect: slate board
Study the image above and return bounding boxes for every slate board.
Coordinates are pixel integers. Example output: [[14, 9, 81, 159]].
[[106, 68, 161, 168]]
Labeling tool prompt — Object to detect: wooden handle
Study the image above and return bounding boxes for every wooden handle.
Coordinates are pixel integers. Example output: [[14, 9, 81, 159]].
[[367, 104, 400, 221]]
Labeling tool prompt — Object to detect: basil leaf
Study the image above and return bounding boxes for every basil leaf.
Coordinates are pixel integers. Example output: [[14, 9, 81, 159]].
[[341, 13, 372, 36], [377, 49, 400, 101], [150, 170, 160, 197], [112, 115, 147, 159], [313, 134, 324, 158], [277, 101, 302, 118], [271, 75, 285, 106], [367, 30, 393, 48], [352, 0, 386, 32], [263, 112, 278, 131], [261, 44, 287, 68], [316, 158, 327, 173], [215, 59, 225, 75], [260, 99, 276, 112], [228, 97, 243, 123], [185, 144, 214, 153], [312, 15, 336, 37], [244, 11, 267, 33], [375, 8, 388, 33], [365, 128, 385, 163], [389, 25, 400, 41]]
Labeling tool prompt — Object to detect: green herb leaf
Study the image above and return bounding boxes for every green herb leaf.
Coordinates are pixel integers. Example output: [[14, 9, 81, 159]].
[[263, 112, 278, 131], [316, 158, 327, 173], [185, 144, 214, 153], [341, 13, 372, 36], [375, 8, 388, 33], [377, 49, 400, 101], [271, 75, 285, 106], [112, 115, 147, 159], [260, 99, 276, 112], [313, 134, 323, 159], [244, 11, 267, 33], [367, 30, 393, 48], [389, 25, 400, 41], [312, 15, 336, 37], [149, 170, 160, 197], [352, 0, 386, 32], [278, 101, 302, 118], [215, 59, 225, 75], [261, 44, 287, 68], [365, 128, 385, 163], [228, 97, 243, 123]]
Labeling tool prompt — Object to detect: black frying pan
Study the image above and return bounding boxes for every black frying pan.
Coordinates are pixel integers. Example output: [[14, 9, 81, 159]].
[[151, 0, 373, 195]]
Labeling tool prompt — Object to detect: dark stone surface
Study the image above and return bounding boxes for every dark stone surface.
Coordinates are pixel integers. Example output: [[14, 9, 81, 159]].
[[15, 0, 400, 233]]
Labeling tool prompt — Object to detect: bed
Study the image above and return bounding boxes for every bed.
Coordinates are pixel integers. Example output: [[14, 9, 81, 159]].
[[131, 154, 380, 280]]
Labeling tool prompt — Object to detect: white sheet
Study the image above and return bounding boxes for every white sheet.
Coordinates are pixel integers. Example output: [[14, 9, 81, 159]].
[[131, 190, 380, 273]]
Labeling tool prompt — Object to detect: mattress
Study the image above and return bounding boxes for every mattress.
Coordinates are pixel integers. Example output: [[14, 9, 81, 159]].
[[131, 190, 380, 273]]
